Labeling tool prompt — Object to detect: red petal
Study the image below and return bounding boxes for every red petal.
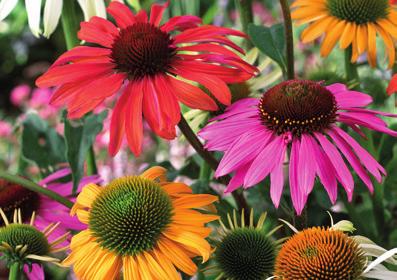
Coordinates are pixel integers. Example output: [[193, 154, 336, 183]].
[[174, 25, 246, 44], [135, 10, 148, 22], [154, 74, 181, 126], [166, 76, 218, 111], [107, 1, 136, 29], [51, 46, 111, 67], [149, 0, 169, 26], [36, 63, 114, 88], [161, 15, 201, 33], [109, 89, 130, 156], [125, 82, 144, 157], [78, 17, 118, 47], [177, 43, 241, 59], [172, 68, 231, 105], [387, 74, 397, 95]]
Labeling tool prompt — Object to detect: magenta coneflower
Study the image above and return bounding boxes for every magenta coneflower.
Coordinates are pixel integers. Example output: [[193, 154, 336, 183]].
[[0, 168, 101, 244], [36, 1, 256, 157], [199, 80, 397, 214]]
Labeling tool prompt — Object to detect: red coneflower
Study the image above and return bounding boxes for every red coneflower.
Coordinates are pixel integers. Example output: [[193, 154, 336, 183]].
[[36, 1, 256, 156]]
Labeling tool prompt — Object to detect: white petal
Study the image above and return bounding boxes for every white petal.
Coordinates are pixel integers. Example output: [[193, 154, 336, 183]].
[[25, 0, 42, 37], [364, 248, 397, 274], [43, 0, 62, 38], [0, 0, 18, 21], [78, 0, 106, 21]]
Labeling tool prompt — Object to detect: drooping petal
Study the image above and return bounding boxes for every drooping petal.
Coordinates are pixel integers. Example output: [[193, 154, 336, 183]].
[[298, 134, 317, 195], [289, 139, 308, 215], [77, 0, 106, 21], [25, 0, 42, 37], [270, 141, 287, 208], [149, 0, 168, 26], [24, 263, 44, 280], [0, 0, 17, 21], [42, 0, 63, 38], [225, 164, 250, 193], [109, 89, 130, 156], [124, 81, 144, 157]]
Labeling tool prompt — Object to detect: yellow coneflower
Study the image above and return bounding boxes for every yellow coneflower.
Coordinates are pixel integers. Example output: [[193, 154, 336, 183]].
[[0, 208, 68, 277], [63, 166, 219, 280], [207, 209, 283, 280], [291, 0, 397, 68], [275, 227, 366, 279]]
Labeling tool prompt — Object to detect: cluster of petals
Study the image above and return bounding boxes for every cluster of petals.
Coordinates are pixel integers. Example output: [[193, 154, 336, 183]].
[[36, 1, 256, 157], [200, 83, 397, 214]]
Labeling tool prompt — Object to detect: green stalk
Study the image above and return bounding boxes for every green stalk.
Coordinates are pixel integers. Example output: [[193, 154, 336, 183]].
[[0, 170, 73, 209], [344, 47, 360, 87], [61, 0, 98, 175], [8, 263, 22, 280], [235, 0, 253, 48], [279, 0, 295, 80], [61, 0, 79, 50], [199, 161, 212, 183], [86, 147, 98, 176]]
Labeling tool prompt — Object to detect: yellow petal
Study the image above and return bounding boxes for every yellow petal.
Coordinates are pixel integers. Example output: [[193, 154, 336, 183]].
[[173, 209, 219, 225], [123, 256, 141, 280], [356, 24, 368, 55], [94, 250, 122, 280], [301, 16, 335, 43], [152, 249, 180, 280], [143, 251, 170, 280], [75, 209, 90, 224], [72, 183, 102, 215], [367, 23, 377, 67], [376, 24, 395, 68], [157, 238, 197, 276], [173, 194, 218, 209], [320, 20, 346, 57], [163, 229, 212, 262], [162, 182, 192, 195], [339, 22, 356, 49], [141, 166, 167, 183], [136, 254, 153, 280]]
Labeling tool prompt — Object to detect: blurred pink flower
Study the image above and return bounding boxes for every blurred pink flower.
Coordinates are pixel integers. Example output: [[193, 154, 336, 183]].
[[10, 84, 30, 107], [0, 120, 12, 137]]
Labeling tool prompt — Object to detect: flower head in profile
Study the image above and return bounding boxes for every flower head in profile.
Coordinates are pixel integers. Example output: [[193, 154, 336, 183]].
[[0, 208, 68, 279], [36, 1, 256, 157], [63, 166, 218, 279], [387, 74, 397, 95], [208, 209, 281, 280], [0, 168, 101, 242], [291, 0, 397, 68], [200, 80, 397, 214]]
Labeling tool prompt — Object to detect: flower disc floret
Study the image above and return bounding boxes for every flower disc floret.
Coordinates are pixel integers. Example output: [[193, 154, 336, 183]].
[[327, 0, 389, 24], [89, 176, 173, 256]]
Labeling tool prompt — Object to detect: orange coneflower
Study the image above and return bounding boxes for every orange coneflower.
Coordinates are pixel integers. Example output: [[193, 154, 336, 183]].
[[291, 0, 397, 68], [63, 166, 218, 280]]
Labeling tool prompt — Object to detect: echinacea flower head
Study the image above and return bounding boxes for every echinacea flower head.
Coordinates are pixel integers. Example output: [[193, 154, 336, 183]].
[[0, 208, 68, 279], [64, 166, 218, 280], [0, 169, 101, 242], [36, 1, 256, 157], [208, 209, 280, 280], [275, 227, 366, 279], [387, 73, 397, 95], [200, 80, 397, 214], [291, 0, 397, 68]]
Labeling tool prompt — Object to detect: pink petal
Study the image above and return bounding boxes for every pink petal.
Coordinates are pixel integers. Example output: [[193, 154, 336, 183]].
[[332, 126, 385, 181], [243, 136, 284, 187], [225, 164, 250, 193], [312, 140, 338, 204], [326, 83, 348, 94], [216, 129, 272, 177], [328, 129, 374, 193], [315, 132, 354, 200], [298, 134, 317, 195], [39, 168, 71, 185], [289, 139, 308, 215], [334, 90, 373, 108], [24, 264, 44, 280], [270, 142, 287, 208]]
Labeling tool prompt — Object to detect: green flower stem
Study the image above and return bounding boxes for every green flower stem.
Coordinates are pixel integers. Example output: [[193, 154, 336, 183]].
[[199, 161, 212, 183], [61, 0, 98, 175], [235, 0, 253, 48], [0, 170, 73, 209], [279, 0, 295, 80], [86, 146, 98, 176], [61, 0, 79, 50], [344, 47, 360, 87], [178, 115, 249, 212], [8, 263, 22, 280]]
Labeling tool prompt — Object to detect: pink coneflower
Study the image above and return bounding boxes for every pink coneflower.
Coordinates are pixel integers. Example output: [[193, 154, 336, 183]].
[[0, 168, 101, 244], [36, 1, 256, 157], [199, 80, 397, 214]]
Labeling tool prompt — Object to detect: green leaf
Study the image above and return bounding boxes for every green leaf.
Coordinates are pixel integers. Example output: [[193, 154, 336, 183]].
[[21, 113, 66, 176], [63, 111, 108, 192], [248, 23, 287, 73]]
